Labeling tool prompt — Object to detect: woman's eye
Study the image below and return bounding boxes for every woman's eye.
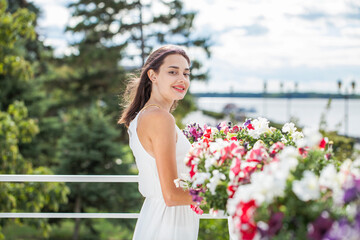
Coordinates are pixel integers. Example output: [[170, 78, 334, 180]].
[[184, 73, 190, 77], [169, 71, 177, 75]]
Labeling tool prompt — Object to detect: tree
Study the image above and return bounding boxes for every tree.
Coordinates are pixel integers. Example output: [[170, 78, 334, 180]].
[[56, 105, 141, 240], [67, 0, 210, 79], [0, 1, 69, 238], [0, 101, 70, 239], [63, 0, 210, 118], [0, 0, 35, 111], [2, 0, 68, 168]]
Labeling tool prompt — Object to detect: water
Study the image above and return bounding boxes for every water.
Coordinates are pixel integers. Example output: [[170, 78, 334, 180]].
[[193, 97, 360, 138]]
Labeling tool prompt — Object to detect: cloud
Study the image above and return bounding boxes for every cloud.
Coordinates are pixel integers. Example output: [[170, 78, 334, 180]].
[[31, 0, 360, 92], [242, 23, 269, 36]]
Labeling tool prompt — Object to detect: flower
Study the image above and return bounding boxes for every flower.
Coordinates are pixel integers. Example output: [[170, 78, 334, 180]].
[[307, 212, 334, 240], [247, 117, 271, 139], [207, 170, 226, 195], [189, 188, 205, 204], [292, 170, 321, 201], [298, 127, 323, 148], [282, 122, 297, 134], [190, 204, 204, 215], [319, 164, 340, 192], [324, 215, 360, 240], [192, 172, 211, 188], [343, 178, 360, 204], [258, 212, 285, 238], [174, 178, 181, 188]]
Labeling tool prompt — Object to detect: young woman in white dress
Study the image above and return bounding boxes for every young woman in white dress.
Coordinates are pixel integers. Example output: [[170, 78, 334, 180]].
[[118, 45, 199, 240]]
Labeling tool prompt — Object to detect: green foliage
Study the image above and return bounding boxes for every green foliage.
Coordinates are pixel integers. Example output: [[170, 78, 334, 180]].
[[56, 105, 142, 238], [318, 98, 356, 160], [0, 101, 69, 239], [0, 0, 36, 110], [199, 219, 229, 240], [66, 0, 211, 80], [0, 101, 38, 173], [322, 131, 356, 160]]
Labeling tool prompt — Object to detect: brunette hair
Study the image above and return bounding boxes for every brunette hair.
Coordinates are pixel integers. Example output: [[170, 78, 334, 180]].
[[118, 45, 191, 128]]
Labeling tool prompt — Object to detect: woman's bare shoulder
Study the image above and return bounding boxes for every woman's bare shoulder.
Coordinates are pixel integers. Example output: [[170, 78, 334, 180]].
[[138, 108, 175, 132]]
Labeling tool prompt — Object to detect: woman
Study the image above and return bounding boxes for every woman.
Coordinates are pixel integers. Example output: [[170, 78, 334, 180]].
[[118, 45, 199, 239]]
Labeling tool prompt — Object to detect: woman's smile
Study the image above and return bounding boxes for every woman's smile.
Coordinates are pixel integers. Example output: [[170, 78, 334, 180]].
[[173, 85, 186, 93]]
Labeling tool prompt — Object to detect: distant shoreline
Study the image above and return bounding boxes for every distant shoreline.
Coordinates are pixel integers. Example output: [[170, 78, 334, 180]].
[[193, 92, 360, 99]]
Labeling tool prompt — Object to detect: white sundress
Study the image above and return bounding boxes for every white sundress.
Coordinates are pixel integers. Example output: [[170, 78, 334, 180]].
[[128, 112, 199, 240]]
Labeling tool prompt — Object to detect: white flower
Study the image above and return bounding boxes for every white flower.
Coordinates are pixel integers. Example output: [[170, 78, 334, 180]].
[[192, 172, 211, 188], [228, 159, 291, 211], [207, 170, 226, 195], [282, 122, 296, 133], [174, 178, 181, 188], [292, 131, 304, 141], [292, 170, 320, 201], [319, 164, 339, 192], [278, 146, 299, 172], [281, 137, 288, 144], [205, 156, 217, 171], [227, 184, 253, 215], [250, 165, 287, 205], [248, 117, 271, 139], [300, 127, 322, 148]]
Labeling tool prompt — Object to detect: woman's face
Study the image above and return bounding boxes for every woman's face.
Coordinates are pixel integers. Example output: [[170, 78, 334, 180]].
[[150, 54, 190, 102]]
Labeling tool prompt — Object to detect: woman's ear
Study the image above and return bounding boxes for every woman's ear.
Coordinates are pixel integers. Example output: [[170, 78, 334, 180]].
[[147, 69, 157, 83]]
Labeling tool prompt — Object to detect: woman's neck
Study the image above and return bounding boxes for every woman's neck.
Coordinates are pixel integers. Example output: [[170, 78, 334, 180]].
[[146, 98, 173, 112]]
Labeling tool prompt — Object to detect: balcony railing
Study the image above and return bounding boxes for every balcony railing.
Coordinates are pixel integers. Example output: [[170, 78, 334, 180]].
[[0, 175, 228, 219]]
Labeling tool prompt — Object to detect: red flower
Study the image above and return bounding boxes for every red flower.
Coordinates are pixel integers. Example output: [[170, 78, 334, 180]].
[[202, 137, 210, 147], [231, 158, 241, 176], [233, 200, 258, 240], [203, 128, 212, 138], [247, 124, 255, 130], [231, 136, 238, 141], [227, 185, 237, 198], [247, 147, 268, 163], [319, 138, 327, 149], [190, 164, 196, 178]]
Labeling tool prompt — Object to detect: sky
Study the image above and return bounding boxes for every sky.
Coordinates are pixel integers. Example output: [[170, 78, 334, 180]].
[[30, 0, 360, 94]]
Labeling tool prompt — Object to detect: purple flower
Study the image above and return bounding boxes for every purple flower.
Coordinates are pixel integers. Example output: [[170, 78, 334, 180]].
[[343, 178, 360, 204], [243, 119, 252, 128], [323, 217, 360, 240], [189, 125, 203, 141], [189, 188, 205, 204], [267, 212, 284, 236], [308, 212, 334, 240]]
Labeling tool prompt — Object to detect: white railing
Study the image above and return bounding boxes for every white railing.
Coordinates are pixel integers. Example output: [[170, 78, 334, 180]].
[[0, 175, 228, 219]]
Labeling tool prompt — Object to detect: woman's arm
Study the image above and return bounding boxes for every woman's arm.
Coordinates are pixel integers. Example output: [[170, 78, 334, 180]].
[[139, 109, 195, 207]]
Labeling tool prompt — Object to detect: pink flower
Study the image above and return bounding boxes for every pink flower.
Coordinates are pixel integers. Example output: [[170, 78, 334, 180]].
[[231, 125, 240, 133], [190, 204, 204, 215]]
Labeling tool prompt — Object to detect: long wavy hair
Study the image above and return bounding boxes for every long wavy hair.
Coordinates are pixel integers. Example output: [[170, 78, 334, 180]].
[[118, 45, 190, 128]]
